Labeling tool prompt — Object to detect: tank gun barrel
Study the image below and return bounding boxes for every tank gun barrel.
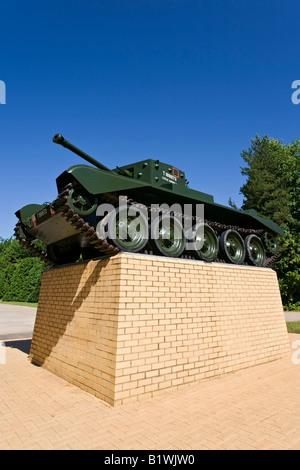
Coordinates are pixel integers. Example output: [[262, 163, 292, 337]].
[[53, 133, 112, 172]]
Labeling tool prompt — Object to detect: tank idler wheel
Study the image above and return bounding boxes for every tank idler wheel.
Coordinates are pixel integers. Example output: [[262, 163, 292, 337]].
[[188, 223, 219, 262], [97, 204, 149, 253], [68, 187, 98, 216], [245, 234, 266, 267], [220, 229, 246, 264], [150, 214, 186, 258], [262, 232, 279, 255]]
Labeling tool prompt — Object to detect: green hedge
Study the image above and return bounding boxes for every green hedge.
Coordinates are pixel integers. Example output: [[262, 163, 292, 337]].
[[0, 238, 47, 303], [2, 257, 45, 303]]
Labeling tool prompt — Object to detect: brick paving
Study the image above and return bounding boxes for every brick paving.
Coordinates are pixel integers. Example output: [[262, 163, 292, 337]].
[[0, 334, 300, 450]]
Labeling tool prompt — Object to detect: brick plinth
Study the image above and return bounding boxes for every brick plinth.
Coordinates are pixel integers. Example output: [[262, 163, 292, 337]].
[[30, 253, 290, 406]]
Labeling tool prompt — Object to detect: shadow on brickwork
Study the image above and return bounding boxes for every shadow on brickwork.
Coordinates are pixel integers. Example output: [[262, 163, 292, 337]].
[[29, 258, 112, 367]]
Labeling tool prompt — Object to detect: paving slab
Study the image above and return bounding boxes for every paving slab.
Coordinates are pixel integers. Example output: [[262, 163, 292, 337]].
[[0, 334, 300, 450]]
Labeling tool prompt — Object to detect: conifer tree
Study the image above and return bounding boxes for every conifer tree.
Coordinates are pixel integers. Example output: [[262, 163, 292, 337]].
[[239, 135, 300, 308]]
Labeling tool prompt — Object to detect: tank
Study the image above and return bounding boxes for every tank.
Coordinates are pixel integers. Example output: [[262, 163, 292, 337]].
[[15, 133, 284, 268]]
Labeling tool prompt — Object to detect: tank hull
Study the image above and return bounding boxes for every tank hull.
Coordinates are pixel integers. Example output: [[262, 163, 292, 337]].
[[15, 163, 284, 268], [15, 136, 284, 267]]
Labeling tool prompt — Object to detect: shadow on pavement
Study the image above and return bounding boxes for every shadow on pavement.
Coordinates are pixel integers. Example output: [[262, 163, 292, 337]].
[[4, 339, 32, 355]]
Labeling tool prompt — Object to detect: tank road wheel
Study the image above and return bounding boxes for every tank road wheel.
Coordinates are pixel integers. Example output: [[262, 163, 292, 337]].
[[98, 205, 149, 253], [245, 234, 266, 267], [262, 232, 279, 255], [150, 214, 185, 257], [68, 187, 98, 216], [190, 223, 219, 262], [220, 229, 246, 264]]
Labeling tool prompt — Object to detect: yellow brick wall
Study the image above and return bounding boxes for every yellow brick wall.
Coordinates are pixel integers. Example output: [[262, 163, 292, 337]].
[[30, 253, 290, 406], [30, 257, 123, 405]]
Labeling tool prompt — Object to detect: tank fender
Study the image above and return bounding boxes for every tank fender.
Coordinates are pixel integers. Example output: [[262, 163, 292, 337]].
[[56, 165, 149, 195]]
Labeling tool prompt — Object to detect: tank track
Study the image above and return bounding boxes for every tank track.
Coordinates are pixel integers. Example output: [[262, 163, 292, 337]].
[[14, 221, 54, 266], [54, 183, 119, 258], [14, 183, 119, 266], [14, 183, 279, 267], [126, 197, 265, 235]]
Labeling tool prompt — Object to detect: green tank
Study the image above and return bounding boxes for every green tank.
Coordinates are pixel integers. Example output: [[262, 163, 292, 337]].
[[15, 133, 284, 267]]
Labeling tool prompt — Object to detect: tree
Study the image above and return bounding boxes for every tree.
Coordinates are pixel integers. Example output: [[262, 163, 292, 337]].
[[239, 135, 300, 308], [0, 238, 47, 303]]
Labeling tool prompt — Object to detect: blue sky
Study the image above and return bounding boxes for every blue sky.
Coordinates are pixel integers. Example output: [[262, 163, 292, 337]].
[[1, 0, 300, 239]]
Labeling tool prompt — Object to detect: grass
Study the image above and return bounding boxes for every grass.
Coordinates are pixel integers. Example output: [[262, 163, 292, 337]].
[[0, 299, 38, 308], [286, 322, 300, 334]]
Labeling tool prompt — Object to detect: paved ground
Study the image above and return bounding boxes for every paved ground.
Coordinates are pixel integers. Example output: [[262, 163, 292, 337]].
[[0, 333, 300, 450], [0, 304, 37, 340], [285, 311, 300, 322]]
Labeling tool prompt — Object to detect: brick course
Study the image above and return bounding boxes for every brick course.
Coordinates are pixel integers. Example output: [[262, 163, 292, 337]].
[[30, 253, 290, 405]]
